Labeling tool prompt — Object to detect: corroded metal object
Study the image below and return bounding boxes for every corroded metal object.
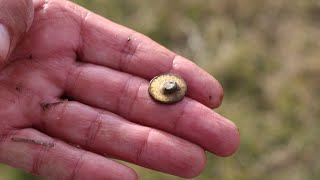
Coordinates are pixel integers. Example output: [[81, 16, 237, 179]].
[[148, 74, 187, 104]]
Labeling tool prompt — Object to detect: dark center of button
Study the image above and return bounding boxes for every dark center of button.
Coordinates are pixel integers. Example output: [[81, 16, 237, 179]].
[[162, 81, 178, 94]]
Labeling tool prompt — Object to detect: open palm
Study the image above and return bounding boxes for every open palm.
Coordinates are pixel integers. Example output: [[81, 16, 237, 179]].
[[0, 0, 239, 179]]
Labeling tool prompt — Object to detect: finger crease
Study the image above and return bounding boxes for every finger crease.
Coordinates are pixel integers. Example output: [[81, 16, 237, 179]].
[[70, 151, 87, 180], [0, 129, 18, 150], [117, 75, 133, 114], [40, 100, 68, 133], [65, 63, 84, 94], [173, 100, 189, 134], [127, 81, 145, 121], [135, 129, 152, 164], [84, 112, 102, 149], [31, 139, 56, 176]]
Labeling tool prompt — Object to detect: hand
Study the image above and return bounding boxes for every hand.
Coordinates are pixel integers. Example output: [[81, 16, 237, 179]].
[[0, 0, 240, 179]]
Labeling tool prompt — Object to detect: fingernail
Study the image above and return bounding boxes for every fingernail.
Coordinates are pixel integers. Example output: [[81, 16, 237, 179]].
[[0, 24, 10, 62]]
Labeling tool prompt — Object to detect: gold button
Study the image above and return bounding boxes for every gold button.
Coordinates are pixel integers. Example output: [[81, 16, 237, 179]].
[[148, 74, 187, 104]]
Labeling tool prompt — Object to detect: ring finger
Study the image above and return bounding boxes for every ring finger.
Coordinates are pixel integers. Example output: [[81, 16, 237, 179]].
[[37, 100, 205, 178]]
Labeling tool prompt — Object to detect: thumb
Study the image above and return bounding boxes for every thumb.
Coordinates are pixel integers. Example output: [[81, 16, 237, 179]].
[[0, 0, 34, 68]]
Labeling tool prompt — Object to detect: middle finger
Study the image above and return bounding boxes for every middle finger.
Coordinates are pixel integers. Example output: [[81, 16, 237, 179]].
[[64, 63, 239, 156]]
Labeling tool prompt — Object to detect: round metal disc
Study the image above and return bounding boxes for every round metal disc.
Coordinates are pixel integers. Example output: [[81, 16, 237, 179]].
[[148, 74, 187, 104]]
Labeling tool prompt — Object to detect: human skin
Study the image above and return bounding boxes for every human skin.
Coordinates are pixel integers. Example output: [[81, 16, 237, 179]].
[[0, 0, 240, 179]]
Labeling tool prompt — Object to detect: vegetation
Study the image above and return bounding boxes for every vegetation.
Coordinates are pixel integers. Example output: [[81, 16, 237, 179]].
[[1, 0, 319, 179]]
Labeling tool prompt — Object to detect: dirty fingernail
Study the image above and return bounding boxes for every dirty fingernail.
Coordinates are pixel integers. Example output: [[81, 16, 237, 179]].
[[0, 24, 10, 63]]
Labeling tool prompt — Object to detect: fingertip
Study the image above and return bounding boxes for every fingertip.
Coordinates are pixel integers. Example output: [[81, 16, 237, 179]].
[[170, 55, 224, 109], [184, 105, 240, 157], [119, 166, 139, 180], [137, 130, 207, 179], [209, 77, 224, 108], [201, 115, 239, 157], [182, 146, 207, 179], [217, 124, 240, 157], [123, 165, 139, 180], [208, 112, 240, 157]]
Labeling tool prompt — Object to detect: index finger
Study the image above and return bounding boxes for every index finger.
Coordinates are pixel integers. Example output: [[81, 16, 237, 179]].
[[68, 1, 223, 108]]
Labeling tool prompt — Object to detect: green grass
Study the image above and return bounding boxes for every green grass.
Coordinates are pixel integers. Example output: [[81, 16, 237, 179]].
[[2, 0, 320, 179]]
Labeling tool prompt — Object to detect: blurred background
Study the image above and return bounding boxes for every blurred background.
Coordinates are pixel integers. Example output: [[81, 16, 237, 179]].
[[1, 0, 319, 179]]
